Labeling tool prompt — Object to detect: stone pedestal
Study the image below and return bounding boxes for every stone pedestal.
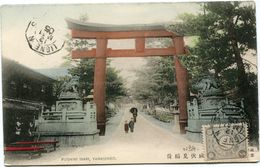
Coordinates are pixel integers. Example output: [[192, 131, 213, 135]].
[[38, 132, 100, 147], [185, 77, 245, 142], [172, 114, 180, 133]]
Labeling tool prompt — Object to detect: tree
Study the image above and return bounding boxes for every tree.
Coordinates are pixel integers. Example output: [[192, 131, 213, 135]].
[[169, 2, 257, 144], [64, 14, 127, 103], [132, 57, 177, 107], [170, 2, 256, 95], [106, 67, 127, 102], [67, 59, 127, 102], [131, 38, 178, 107], [53, 75, 72, 99], [67, 59, 95, 98]]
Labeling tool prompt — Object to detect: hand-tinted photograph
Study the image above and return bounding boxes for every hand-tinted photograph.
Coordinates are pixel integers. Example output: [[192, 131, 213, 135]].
[[1, 1, 259, 165]]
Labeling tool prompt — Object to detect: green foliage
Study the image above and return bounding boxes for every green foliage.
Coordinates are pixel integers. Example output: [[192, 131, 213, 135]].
[[63, 14, 127, 103], [79, 14, 89, 23], [174, 2, 256, 93], [68, 59, 95, 98], [167, 13, 198, 36], [106, 67, 127, 102], [132, 36, 177, 106], [153, 113, 174, 123], [65, 57, 127, 102], [132, 57, 177, 106], [53, 75, 72, 99], [174, 2, 257, 145]]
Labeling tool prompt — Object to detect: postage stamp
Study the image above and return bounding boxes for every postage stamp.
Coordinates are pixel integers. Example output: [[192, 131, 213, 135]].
[[202, 123, 248, 160], [25, 20, 65, 55]]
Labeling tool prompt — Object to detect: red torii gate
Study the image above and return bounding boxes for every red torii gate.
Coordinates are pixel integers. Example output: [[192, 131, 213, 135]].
[[66, 18, 189, 135]]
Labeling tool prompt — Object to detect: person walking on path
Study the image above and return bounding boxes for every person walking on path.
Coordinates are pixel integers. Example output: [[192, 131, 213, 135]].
[[133, 109, 138, 122], [130, 107, 138, 122], [128, 118, 135, 133], [15, 118, 22, 141], [124, 120, 129, 133]]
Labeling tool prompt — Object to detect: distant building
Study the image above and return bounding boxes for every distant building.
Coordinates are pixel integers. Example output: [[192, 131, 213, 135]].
[[2, 58, 55, 144]]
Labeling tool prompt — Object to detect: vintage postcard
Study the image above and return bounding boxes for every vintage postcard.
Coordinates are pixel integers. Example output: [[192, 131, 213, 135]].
[[1, 1, 259, 166]]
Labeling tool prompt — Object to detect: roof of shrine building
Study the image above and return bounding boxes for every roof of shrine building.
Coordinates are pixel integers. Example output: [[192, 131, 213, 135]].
[[66, 18, 175, 32], [2, 58, 55, 83]]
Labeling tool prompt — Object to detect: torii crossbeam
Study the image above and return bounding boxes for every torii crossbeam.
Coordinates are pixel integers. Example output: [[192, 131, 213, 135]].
[[66, 18, 189, 135]]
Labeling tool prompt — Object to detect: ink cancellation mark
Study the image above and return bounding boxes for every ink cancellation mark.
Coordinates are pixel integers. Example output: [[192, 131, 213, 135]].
[[25, 21, 65, 55], [203, 123, 248, 161]]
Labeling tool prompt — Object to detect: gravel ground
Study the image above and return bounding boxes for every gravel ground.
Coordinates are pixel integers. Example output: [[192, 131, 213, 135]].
[[139, 111, 174, 133], [5, 104, 258, 165]]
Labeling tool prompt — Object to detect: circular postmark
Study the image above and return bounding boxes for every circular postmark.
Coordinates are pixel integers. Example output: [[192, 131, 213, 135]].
[[25, 20, 65, 55], [204, 123, 248, 160], [218, 134, 234, 151], [212, 123, 248, 146]]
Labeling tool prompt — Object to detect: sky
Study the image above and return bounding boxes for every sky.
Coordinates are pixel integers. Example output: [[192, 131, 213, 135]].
[[1, 3, 201, 68], [1, 2, 257, 87], [1, 2, 203, 87]]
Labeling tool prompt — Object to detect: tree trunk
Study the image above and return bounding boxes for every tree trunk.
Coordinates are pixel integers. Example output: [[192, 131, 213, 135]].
[[231, 39, 248, 98], [228, 17, 249, 98]]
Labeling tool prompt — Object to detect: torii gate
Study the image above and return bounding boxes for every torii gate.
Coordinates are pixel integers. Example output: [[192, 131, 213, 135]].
[[66, 18, 189, 135]]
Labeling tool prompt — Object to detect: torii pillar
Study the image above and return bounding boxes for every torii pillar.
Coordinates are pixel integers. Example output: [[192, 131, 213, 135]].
[[66, 18, 189, 135], [94, 38, 108, 135], [173, 37, 188, 134]]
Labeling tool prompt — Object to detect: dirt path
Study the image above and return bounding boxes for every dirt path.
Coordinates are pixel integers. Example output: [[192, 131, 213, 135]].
[[5, 105, 203, 165]]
